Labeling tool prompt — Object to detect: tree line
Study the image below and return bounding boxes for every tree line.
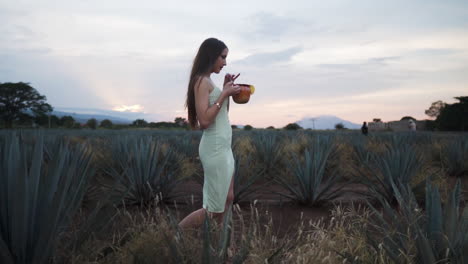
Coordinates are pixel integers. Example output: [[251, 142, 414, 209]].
[[1, 82, 467, 131], [0, 82, 190, 130]]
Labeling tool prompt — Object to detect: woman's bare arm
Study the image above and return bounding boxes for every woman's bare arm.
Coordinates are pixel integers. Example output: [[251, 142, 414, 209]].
[[194, 77, 230, 129]]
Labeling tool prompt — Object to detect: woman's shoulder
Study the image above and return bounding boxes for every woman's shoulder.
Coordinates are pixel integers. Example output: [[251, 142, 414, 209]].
[[195, 76, 214, 93]]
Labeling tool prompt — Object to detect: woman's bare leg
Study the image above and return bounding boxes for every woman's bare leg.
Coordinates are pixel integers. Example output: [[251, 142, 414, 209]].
[[225, 175, 236, 250], [178, 208, 208, 230], [178, 173, 235, 230]]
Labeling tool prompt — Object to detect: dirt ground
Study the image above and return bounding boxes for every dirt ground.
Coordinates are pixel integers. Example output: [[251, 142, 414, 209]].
[[168, 180, 369, 238]]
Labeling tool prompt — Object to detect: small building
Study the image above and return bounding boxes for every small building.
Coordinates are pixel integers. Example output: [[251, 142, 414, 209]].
[[369, 119, 427, 131]]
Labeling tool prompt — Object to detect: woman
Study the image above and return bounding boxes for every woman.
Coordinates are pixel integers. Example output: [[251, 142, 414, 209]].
[[179, 38, 241, 229]]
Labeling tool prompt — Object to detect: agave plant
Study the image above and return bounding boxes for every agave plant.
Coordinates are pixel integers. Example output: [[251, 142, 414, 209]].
[[233, 154, 265, 204], [358, 143, 425, 204], [250, 131, 285, 178], [0, 132, 94, 264], [169, 132, 204, 184], [441, 137, 468, 177], [365, 180, 422, 263], [103, 136, 183, 206], [170, 132, 201, 160], [350, 138, 372, 170], [275, 135, 344, 206], [418, 180, 468, 263], [366, 179, 468, 264]]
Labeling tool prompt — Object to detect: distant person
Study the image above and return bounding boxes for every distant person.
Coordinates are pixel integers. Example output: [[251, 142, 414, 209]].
[[408, 119, 416, 131], [361, 121, 368, 135]]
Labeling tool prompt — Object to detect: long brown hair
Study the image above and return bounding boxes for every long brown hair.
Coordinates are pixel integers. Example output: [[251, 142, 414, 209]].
[[185, 38, 227, 129]]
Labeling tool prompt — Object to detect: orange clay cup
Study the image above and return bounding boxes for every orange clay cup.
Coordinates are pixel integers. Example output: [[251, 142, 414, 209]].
[[232, 84, 255, 104]]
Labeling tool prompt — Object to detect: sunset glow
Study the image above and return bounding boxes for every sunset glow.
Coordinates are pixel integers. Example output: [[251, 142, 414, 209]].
[[1, 1, 467, 127]]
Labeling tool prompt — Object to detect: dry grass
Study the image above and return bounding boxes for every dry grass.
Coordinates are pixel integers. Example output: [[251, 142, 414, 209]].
[[331, 142, 355, 181], [281, 131, 310, 158], [63, 201, 418, 264]]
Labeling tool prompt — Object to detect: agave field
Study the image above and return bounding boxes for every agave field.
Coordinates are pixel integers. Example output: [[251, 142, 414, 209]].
[[1, 129, 468, 263]]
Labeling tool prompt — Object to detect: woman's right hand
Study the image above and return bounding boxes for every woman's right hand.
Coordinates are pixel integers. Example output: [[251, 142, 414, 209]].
[[223, 81, 241, 96]]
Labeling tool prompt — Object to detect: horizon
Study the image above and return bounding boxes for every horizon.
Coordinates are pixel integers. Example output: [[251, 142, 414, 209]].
[[1, 1, 467, 127], [50, 108, 425, 129]]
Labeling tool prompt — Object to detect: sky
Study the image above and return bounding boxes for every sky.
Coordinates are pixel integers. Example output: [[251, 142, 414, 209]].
[[1, 0, 468, 128]]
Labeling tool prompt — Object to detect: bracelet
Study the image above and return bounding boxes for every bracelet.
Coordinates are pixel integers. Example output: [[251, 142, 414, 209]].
[[215, 102, 221, 109]]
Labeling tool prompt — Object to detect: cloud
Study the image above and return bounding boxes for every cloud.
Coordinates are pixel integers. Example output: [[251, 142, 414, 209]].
[[235, 46, 303, 66], [409, 48, 462, 56], [113, 104, 144, 112], [1, 1, 468, 127], [241, 12, 303, 42], [316, 56, 400, 71], [55, 106, 162, 121]]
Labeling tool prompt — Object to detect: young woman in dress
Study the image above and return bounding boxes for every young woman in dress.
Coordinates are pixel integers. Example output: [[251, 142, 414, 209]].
[[179, 38, 241, 229]]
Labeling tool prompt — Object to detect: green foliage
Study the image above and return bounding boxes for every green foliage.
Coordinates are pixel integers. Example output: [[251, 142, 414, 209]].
[[334, 122, 345, 130], [60, 115, 76, 128], [233, 154, 265, 204], [441, 137, 468, 177], [283, 123, 302, 130], [100, 119, 113, 129], [170, 132, 201, 160], [251, 131, 284, 177], [400, 116, 416, 121], [102, 136, 182, 205], [425, 119, 437, 131], [86, 118, 98, 129], [132, 119, 148, 127], [169, 132, 202, 182], [0, 82, 53, 128], [358, 143, 425, 203], [243, 125, 253, 131], [425, 100, 446, 118], [174, 117, 188, 128], [366, 180, 468, 263], [0, 132, 94, 264], [436, 96, 468, 131], [33, 114, 60, 128], [275, 135, 344, 206]]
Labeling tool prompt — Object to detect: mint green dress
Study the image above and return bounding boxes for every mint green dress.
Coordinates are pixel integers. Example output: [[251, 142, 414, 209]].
[[199, 86, 235, 213]]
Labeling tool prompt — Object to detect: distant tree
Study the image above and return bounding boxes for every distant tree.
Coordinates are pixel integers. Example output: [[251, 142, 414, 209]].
[[86, 118, 98, 129], [148, 121, 178, 129], [400, 116, 416, 121], [33, 114, 60, 128], [266, 126, 275, 129], [0, 82, 53, 128], [231, 125, 238, 129], [436, 96, 468, 131], [132, 119, 148, 127], [335, 122, 345, 130], [284, 123, 302, 130], [425, 100, 446, 119], [373, 118, 382, 123], [100, 119, 113, 129], [33, 114, 47, 127], [60, 115, 75, 128], [73, 122, 82, 129], [244, 125, 253, 131], [174, 117, 188, 128]]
